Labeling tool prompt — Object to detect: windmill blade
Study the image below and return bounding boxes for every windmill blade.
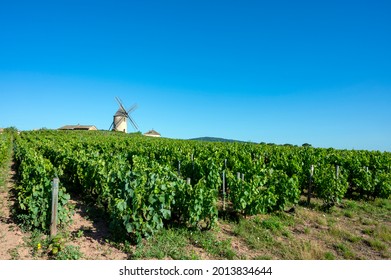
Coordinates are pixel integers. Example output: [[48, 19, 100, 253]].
[[115, 96, 124, 108], [115, 96, 127, 114], [109, 122, 114, 131], [128, 116, 139, 131], [127, 104, 138, 114]]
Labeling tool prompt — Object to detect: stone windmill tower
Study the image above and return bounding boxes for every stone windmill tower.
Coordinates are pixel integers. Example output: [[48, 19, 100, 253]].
[[109, 97, 139, 133]]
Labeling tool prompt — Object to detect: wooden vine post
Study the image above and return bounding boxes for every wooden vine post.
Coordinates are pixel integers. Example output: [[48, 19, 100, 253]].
[[336, 165, 340, 179], [222, 159, 227, 211], [50, 177, 59, 238], [191, 154, 195, 181], [307, 165, 314, 206], [222, 170, 226, 211]]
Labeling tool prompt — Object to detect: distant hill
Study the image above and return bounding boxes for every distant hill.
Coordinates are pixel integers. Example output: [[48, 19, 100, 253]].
[[189, 137, 250, 143]]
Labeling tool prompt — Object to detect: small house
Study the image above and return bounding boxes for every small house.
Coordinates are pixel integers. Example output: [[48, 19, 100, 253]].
[[59, 125, 98, 131], [143, 129, 161, 137]]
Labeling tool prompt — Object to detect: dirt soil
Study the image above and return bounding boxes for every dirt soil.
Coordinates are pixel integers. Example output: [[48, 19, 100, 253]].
[[66, 199, 128, 260], [0, 166, 30, 259]]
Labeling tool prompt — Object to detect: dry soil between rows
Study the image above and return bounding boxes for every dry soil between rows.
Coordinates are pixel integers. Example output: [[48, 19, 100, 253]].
[[0, 166, 30, 259]]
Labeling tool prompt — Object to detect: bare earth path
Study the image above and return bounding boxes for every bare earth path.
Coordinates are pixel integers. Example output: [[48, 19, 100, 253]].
[[0, 163, 30, 259], [66, 199, 128, 260]]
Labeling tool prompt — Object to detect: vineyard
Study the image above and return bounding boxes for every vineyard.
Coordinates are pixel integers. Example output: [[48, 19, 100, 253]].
[[0, 132, 12, 169], [8, 130, 391, 245]]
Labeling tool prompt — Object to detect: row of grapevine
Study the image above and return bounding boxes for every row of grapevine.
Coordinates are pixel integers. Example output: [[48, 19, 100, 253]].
[[0, 132, 12, 168], [13, 132, 223, 242], [12, 130, 391, 241], [13, 137, 72, 230]]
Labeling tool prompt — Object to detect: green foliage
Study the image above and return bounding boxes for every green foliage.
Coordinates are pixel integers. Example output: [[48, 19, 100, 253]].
[[374, 171, 391, 199], [270, 170, 300, 210], [48, 234, 66, 256], [228, 171, 277, 215], [259, 217, 283, 232], [227, 168, 299, 215], [109, 156, 178, 242], [313, 164, 349, 207], [0, 133, 12, 169], [324, 252, 335, 260], [175, 159, 220, 229], [13, 139, 72, 231], [12, 130, 391, 243], [0, 133, 13, 189], [55, 245, 83, 260]]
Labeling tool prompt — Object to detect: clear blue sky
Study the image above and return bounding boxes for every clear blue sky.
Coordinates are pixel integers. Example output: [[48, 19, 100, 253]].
[[0, 0, 390, 151]]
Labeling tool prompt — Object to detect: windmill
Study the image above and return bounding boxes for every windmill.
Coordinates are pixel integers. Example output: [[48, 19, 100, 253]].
[[109, 97, 139, 133]]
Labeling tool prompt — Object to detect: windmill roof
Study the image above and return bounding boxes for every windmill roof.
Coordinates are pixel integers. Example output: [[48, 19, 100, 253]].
[[144, 129, 161, 136], [115, 108, 127, 117], [59, 125, 97, 131]]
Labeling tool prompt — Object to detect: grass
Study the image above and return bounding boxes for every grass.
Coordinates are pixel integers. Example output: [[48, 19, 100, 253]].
[[130, 228, 195, 260], [324, 251, 336, 260], [365, 238, 386, 251], [189, 230, 237, 259], [343, 210, 354, 218], [39, 196, 391, 260], [231, 212, 327, 259], [0, 175, 5, 191], [7, 248, 20, 260], [55, 245, 83, 260], [3, 194, 391, 260], [246, 197, 389, 260], [2, 198, 391, 260], [334, 243, 356, 259], [329, 225, 362, 243], [129, 226, 238, 260], [374, 224, 391, 242], [233, 218, 274, 250], [23, 230, 49, 259]]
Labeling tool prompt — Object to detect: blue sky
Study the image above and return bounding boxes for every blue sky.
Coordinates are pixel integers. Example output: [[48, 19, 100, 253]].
[[0, 0, 390, 151]]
